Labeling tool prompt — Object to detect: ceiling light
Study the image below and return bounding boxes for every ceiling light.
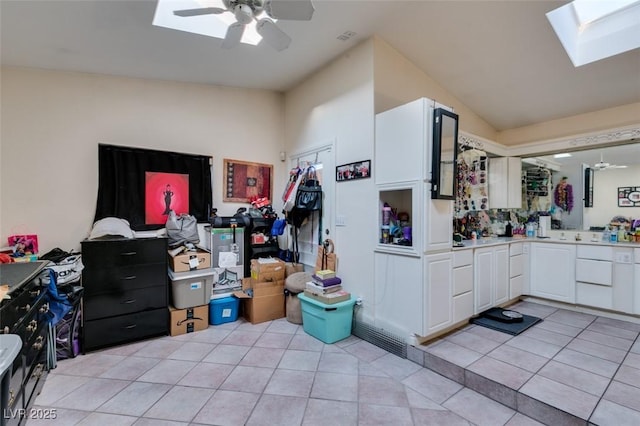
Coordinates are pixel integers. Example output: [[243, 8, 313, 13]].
[[546, 0, 640, 66], [554, 153, 572, 158]]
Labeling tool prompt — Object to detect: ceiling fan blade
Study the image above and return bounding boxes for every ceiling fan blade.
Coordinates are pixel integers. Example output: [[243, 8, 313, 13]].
[[256, 18, 292, 51], [221, 22, 245, 49], [264, 0, 315, 20], [173, 7, 226, 17]]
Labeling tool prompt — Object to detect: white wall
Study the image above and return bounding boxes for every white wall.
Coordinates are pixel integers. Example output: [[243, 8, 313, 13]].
[[372, 37, 497, 141], [585, 165, 640, 228], [1, 67, 285, 253], [284, 40, 377, 322]]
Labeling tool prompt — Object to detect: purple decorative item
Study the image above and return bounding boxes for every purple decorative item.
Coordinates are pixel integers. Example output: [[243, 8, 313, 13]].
[[403, 226, 412, 242]]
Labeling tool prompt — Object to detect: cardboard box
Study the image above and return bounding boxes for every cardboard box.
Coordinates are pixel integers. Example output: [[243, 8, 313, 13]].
[[169, 304, 209, 336], [250, 258, 285, 283], [212, 265, 244, 296], [234, 277, 285, 324], [169, 248, 212, 273]]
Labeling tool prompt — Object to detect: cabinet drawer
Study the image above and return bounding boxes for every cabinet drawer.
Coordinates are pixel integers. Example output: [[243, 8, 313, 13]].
[[510, 243, 523, 256], [577, 245, 613, 261], [453, 291, 473, 323], [83, 308, 168, 351], [575, 259, 612, 286], [453, 265, 473, 295], [82, 264, 167, 296], [81, 238, 167, 267], [453, 250, 473, 268], [510, 274, 524, 299], [84, 287, 167, 321], [577, 282, 612, 309], [510, 254, 523, 278]]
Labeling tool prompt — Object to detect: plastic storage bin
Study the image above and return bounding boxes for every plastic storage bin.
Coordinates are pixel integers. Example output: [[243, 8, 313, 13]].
[[168, 268, 214, 309], [209, 296, 240, 325], [297, 292, 355, 343]]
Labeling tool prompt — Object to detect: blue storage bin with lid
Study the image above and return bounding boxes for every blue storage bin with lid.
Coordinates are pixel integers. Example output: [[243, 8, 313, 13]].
[[209, 296, 239, 325], [297, 293, 356, 343]]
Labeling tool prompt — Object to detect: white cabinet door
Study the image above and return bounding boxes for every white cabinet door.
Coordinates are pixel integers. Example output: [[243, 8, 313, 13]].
[[474, 247, 493, 313], [424, 252, 453, 335], [373, 252, 424, 338], [494, 245, 509, 305], [530, 243, 577, 303], [489, 157, 522, 209]]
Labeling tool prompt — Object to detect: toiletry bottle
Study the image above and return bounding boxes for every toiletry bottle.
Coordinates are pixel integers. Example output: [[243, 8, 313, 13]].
[[610, 227, 618, 243], [602, 227, 610, 242], [618, 227, 626, 242]]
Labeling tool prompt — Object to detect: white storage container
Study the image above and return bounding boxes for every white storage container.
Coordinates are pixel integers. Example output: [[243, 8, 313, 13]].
[[168, 268, 214, 309]]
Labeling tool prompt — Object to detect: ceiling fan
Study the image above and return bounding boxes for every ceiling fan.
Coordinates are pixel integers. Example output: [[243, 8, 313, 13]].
[[592, 152, 627, 171], [173, 0, 315, 51]]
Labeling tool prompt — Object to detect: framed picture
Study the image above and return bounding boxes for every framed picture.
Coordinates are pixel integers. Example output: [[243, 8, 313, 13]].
[[336, 160, 371, 182], [618, 186, 640, 207], [224, 159, 273, 203]]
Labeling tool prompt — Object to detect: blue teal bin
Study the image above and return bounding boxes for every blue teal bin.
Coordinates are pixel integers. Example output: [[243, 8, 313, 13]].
[[297, 293, 355, 343], [209, 296, 239, 325]]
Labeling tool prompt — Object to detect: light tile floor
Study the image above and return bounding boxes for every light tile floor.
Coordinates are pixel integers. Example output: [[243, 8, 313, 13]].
[[413, 300, 640, 426], [27, 317, 544, 426]]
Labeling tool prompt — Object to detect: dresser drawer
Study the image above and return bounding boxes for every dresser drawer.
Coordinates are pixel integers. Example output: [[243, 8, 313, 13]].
[[81, 238, 167, 268], [83, 308, 169, 351], [510, 243, 523, 256], [84, 287, 167, 321], [453, 250, 473, 268], [510, 254, 523, 278], [577, 245, 613, 261], [82, 264, 167, 296]]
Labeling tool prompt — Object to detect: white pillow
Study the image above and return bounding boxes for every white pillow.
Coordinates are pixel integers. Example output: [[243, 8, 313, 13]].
[[89, 217, 135, 239]]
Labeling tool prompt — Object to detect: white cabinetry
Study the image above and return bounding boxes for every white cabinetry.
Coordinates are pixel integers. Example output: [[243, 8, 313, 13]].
[[452, 250, 474, 323], [489, 157, 522, 209], [530, 243, 576, 303], [509, 243, 524, 299], [425, 253, 454, 335], [575, 246, 613, 309], [373, 97, 456, 341], [474, 245, 509, 314], [373, 252, 423, 338]]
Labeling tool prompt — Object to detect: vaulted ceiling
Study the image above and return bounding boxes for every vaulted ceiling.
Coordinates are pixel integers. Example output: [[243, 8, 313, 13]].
[[1, 0, 639, 131]]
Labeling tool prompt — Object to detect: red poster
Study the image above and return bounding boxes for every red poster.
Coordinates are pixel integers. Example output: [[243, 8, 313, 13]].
[[145, 172, 189, 225]]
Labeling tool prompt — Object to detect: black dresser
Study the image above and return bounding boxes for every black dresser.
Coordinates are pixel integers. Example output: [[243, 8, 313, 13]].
[[0, 261, 50, 426], [81, 237, 168, 352]]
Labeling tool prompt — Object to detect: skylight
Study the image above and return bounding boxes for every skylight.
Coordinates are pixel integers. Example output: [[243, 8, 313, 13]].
[[546, 0, 640, 66], [153, 0, 265, 46]]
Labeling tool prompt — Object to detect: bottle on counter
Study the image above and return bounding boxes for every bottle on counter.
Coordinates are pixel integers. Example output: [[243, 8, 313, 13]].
[[610, 227, 618, 243], [602, 226, 611, 242], [618, 227, 626, 242]]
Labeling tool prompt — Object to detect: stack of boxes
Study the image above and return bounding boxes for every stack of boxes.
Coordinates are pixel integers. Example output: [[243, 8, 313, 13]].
[[234, 258, 286, 324], [167, 246, 213, 336]]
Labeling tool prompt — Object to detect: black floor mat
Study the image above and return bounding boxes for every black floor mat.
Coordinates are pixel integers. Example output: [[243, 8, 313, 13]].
[[471, 308, 542, 335]]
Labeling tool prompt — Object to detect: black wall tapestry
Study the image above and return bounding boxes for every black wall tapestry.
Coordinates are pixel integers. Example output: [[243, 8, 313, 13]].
[[95, 144, 212, 231]]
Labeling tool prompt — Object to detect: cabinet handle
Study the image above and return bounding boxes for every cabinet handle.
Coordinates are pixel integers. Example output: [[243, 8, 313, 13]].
[[124, 324, 137, 329], [32, 341, 43, 351], [2, 326, 9, 334], [26, 320, 38, 332], [19, 303, 31, 311], [30, 289, 41, 297], [39, 303, 49, 313], [120, 251, 137, 256], [122, 276, 137, 281], [122, 299, 137, 304], [8, 389, 15, 405]]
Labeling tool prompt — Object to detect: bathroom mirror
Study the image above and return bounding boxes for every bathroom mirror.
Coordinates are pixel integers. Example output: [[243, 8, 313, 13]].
[[432, 108, 459, 200]]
